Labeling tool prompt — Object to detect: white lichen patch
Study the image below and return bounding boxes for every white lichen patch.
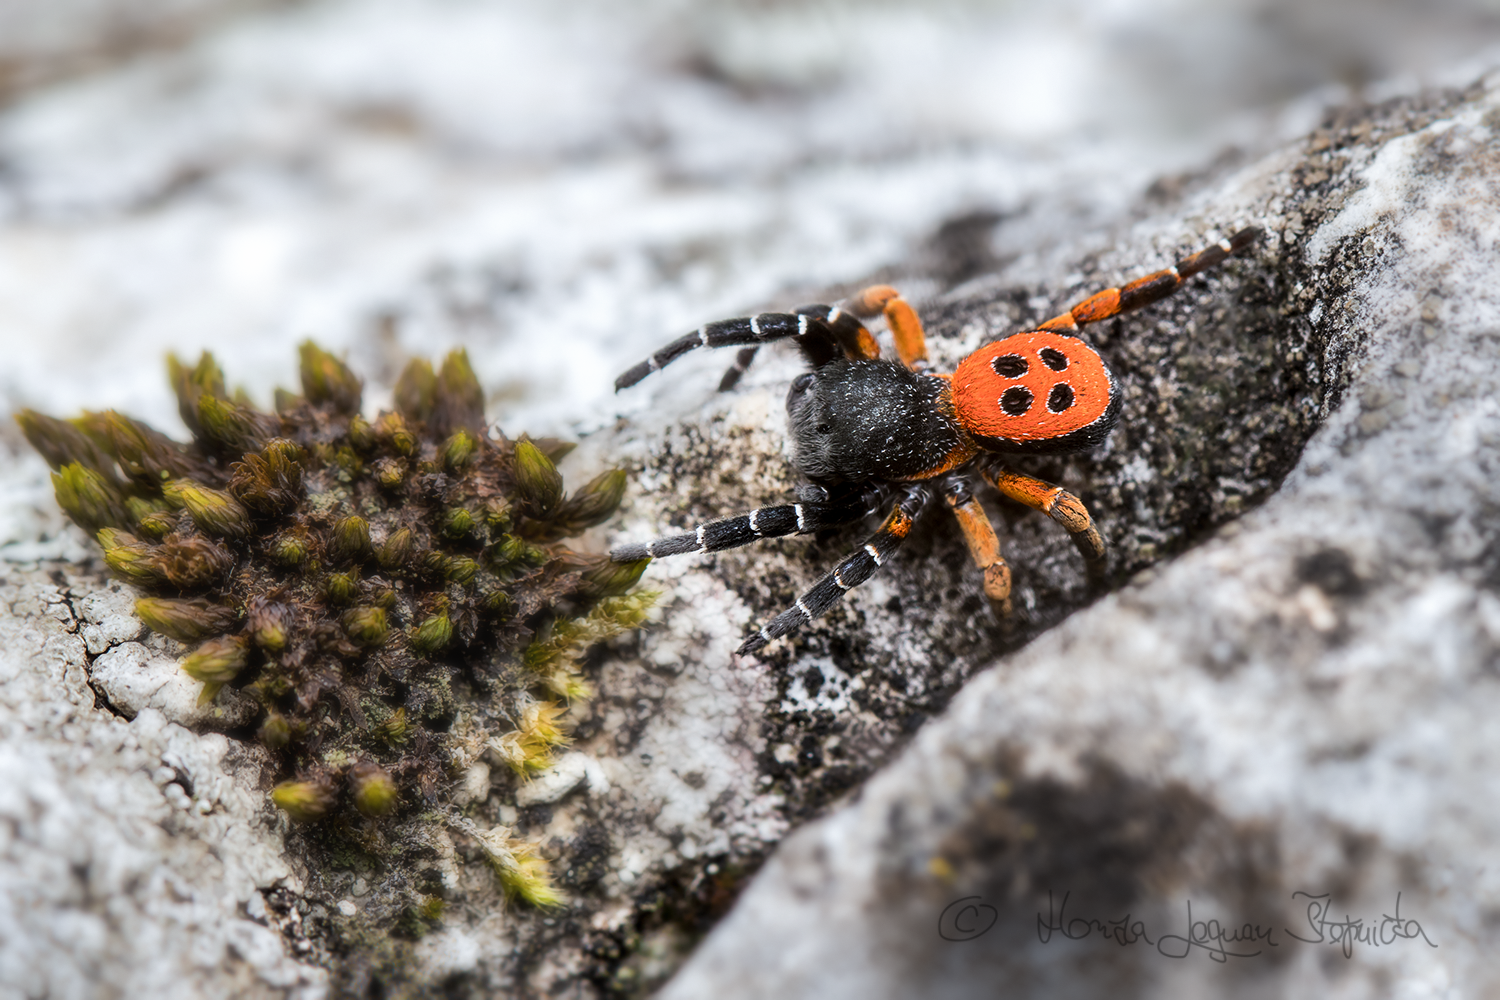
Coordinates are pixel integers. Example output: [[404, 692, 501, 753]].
[[74, 578, 143, 653], [513, 751, 609, 808], [779, 658, 858, 716]]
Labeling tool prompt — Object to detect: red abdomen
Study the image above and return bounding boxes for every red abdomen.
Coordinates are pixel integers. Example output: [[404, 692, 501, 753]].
[[951, 332, 1119, 454]]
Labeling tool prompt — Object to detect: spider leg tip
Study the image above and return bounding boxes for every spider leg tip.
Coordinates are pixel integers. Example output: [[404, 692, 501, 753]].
[[736, 634, 768, 656], [1232, 225, 1265, 248]]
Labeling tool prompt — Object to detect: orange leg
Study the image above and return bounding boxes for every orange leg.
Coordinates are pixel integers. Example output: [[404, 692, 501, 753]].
[[1037, 227, 1262, 334], [827, 310, 882, 361], [986, 469, 1105, 584], [943, 484, 1012, 616], [846, 285, 929, 370]]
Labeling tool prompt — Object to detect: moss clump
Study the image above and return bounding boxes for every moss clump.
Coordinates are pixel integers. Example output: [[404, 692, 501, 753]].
[[453, 816, 567, 908], [18, 342, 652, 905]]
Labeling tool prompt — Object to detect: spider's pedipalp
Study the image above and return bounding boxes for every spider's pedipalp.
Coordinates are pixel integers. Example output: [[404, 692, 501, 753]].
[[844, 284, 929, 370], [737, 485, 929, 655], [609, 493, 868, 563]]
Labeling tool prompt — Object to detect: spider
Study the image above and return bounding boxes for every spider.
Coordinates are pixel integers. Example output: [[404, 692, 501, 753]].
[[611, 227, 1262, 655]]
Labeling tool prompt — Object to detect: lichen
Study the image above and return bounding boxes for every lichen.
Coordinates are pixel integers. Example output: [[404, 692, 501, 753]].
[[17, 341, 652, 906]]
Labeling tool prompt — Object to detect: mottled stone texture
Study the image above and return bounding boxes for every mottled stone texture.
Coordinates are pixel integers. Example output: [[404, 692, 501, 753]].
[[0, 570, 325, 1000], [661, 74, 1500, 1000], [0, 0, 287, 103]]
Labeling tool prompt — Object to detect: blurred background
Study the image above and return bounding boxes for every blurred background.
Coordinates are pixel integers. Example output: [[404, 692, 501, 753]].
[[3, 0, 1500, 556]]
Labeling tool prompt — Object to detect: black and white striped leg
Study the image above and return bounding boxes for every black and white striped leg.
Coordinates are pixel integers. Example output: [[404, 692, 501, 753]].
[[615, 305, 881, 391], [718, 347, 759, 392], [616, 309, 821, 390], [737, 485, 930, 655], [610, 494, 868, 563]]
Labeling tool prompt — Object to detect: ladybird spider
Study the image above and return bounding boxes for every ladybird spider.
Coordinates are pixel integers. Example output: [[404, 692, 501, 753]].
[[612, 227, 1262, 654]]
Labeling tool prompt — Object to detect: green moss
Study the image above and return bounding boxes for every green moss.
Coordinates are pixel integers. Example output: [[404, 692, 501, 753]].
[[18, 342, 652, 912]]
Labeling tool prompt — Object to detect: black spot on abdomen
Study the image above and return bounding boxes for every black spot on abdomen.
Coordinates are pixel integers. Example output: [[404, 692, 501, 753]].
[[1000, 386, 1034, 415], [992, 354, 1028, 378]]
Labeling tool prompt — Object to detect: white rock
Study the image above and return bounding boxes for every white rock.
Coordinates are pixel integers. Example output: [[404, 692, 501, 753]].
[[0, 574, 322, 1000], [90, 641, 258, 727], [515, 751, 607, 807], [76, 582, 143, 654]]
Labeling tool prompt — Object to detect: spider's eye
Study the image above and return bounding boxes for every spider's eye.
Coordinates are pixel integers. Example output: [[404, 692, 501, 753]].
[[791, 373, 816, 394]]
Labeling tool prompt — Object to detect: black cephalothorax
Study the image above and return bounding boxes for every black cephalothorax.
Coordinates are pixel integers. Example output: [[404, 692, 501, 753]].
[[787, 360, 970, 483]]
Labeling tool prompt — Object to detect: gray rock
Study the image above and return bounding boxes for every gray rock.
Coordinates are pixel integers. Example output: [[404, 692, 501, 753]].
[[0, 570, 324, 1000], [90, 639, 261, 728], [75, 580, 143, 654], [662, 72, 1500, 1000]]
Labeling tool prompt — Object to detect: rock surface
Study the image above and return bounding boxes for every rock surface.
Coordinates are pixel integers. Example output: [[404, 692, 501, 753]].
[[663, 74, 1500, 999], [0, 570, 324, 1000], [3, 2, 1500, 998], [0, 0, 285, 104]]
